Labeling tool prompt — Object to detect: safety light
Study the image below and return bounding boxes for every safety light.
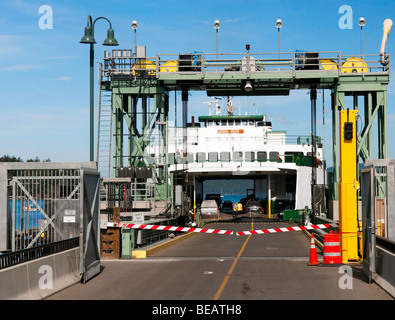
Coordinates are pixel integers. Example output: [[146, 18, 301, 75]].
[[246, 44, 250, 51], [344, 122, 353, 140]]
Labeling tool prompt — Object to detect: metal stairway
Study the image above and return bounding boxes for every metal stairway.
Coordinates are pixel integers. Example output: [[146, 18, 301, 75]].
[[96, 62, 113, 177]]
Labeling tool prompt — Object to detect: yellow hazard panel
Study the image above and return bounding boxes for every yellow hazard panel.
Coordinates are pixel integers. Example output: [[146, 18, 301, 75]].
[[160, 60, 178, 72], [132, 59, 156, 76], [320, 59, 338, 70], [341, 57, 368, 73]]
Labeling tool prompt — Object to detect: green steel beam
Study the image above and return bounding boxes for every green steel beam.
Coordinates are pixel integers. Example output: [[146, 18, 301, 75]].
[[357, 92, 384, 159], [112, 92, 123, 176], [106, 63, 389, 204]]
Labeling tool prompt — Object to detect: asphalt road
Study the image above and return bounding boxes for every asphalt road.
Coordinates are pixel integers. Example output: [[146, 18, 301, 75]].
[[47, 217, 393, 302]]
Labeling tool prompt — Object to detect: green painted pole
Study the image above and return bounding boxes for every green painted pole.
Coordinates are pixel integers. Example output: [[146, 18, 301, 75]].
[[90, 43, 94, 161]]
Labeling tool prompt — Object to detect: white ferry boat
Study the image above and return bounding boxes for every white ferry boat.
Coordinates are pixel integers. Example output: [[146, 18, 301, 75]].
[[152, 99, 325, 215]]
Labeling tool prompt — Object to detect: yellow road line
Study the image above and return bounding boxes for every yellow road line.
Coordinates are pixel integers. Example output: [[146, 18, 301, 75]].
[[213, 218, 254, 300]]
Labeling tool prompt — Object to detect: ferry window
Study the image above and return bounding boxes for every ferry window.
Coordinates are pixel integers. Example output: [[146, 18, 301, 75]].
[[196, 152, 206, 163], [208, 152, 218, 162], [233, 151, 243, 161], [245, 151, 255, 162], [257, 151, 267, 161], [269, 151, 279, 161], [284, 152, 303, 163], [220, 152, 230, 162], [168, 153, 175, 165], [186, 152, 194, 163], [285, 152, 303, 156]]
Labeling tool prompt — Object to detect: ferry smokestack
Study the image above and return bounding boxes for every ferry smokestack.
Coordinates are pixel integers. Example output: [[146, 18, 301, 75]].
[[380, 18, 393, 65]]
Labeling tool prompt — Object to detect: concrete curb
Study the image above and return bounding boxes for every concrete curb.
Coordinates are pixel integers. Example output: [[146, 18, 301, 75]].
[[131, 215, 240, 258], [132, 231, 196, 258]]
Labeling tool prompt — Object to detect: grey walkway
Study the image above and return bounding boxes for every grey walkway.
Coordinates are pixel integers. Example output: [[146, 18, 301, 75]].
[[48, 218, 393, 301]]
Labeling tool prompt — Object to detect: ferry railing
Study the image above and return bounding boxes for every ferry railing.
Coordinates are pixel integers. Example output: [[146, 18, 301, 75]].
[[175, 134, 320, 146], [101, 50, 390, 82]]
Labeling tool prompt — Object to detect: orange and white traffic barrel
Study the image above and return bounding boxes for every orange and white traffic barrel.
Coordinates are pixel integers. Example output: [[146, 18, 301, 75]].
[[323, 231, 341, 264]]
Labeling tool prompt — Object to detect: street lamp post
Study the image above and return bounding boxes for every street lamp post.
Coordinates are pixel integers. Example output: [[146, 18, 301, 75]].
[[80, 15, 119, 162], [359, 17, 366, 59], [214, 20, 220, 70], [131, 20, 137, 55], [276, 19, 282, 70]]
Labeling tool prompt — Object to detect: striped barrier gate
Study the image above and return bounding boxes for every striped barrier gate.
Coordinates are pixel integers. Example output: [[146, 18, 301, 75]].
[[236, 223, 338, 236], [114, 222, 338, 235], [117, 223, 234, 235]]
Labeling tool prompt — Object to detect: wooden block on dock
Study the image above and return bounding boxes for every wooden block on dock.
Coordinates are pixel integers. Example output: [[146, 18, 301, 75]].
[[100, 227, 120, 259]]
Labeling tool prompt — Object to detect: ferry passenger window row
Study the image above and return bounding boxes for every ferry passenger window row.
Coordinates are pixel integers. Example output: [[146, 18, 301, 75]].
[[168, 151, 282, 163]]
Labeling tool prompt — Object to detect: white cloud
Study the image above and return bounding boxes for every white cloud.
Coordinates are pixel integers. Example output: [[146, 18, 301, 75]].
[[0, 35, 25, 59], [0, 64, 43, 72], [0, 35, 21, 43], [52, 76, 72, 81]]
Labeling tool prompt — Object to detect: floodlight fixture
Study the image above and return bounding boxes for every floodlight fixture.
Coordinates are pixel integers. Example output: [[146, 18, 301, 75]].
[[244, 80, 253, 92], [276, 19, 282, 29], [131, 20, 138, 30]]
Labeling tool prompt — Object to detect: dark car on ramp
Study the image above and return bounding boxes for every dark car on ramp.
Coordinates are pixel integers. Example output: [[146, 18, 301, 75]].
[[245, 199, 264, 214], [221, 200, 234, 214]]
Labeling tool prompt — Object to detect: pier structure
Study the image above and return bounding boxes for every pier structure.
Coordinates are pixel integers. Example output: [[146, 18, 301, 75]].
[[97, 49, 390, 217]]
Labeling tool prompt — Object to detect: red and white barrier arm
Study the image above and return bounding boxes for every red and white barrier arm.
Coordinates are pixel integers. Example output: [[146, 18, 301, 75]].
[[236, 223, 338, 236], [117, 222, 234, 235]]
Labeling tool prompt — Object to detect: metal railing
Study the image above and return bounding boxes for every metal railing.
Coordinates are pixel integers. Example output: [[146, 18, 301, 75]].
[[0, 237, 79, 270], [101, 50, 390, 81]]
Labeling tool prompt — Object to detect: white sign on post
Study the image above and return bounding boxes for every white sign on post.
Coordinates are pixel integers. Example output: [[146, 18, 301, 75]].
[[132, 212, 145, 224]]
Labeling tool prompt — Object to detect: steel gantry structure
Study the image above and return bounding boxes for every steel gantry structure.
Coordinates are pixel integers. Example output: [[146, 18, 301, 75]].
[[96, 48, 390, 210]]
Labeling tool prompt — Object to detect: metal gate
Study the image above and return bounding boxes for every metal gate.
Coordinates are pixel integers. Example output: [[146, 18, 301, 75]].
[[79, 169, 100, 283], [361, 159, 395, 284], [0, 162, 100, 282], [361, 167, 376, 282]]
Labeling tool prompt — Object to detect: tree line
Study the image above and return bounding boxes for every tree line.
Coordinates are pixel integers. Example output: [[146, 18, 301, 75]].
[[0, 154, 51, 162]]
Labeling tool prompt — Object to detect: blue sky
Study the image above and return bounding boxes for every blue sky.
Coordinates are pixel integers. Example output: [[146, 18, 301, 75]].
[[0, 0, 394, 165]]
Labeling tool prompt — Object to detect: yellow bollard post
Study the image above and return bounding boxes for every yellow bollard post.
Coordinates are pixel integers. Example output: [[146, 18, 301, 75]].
[[339, 109, 360, 263]]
